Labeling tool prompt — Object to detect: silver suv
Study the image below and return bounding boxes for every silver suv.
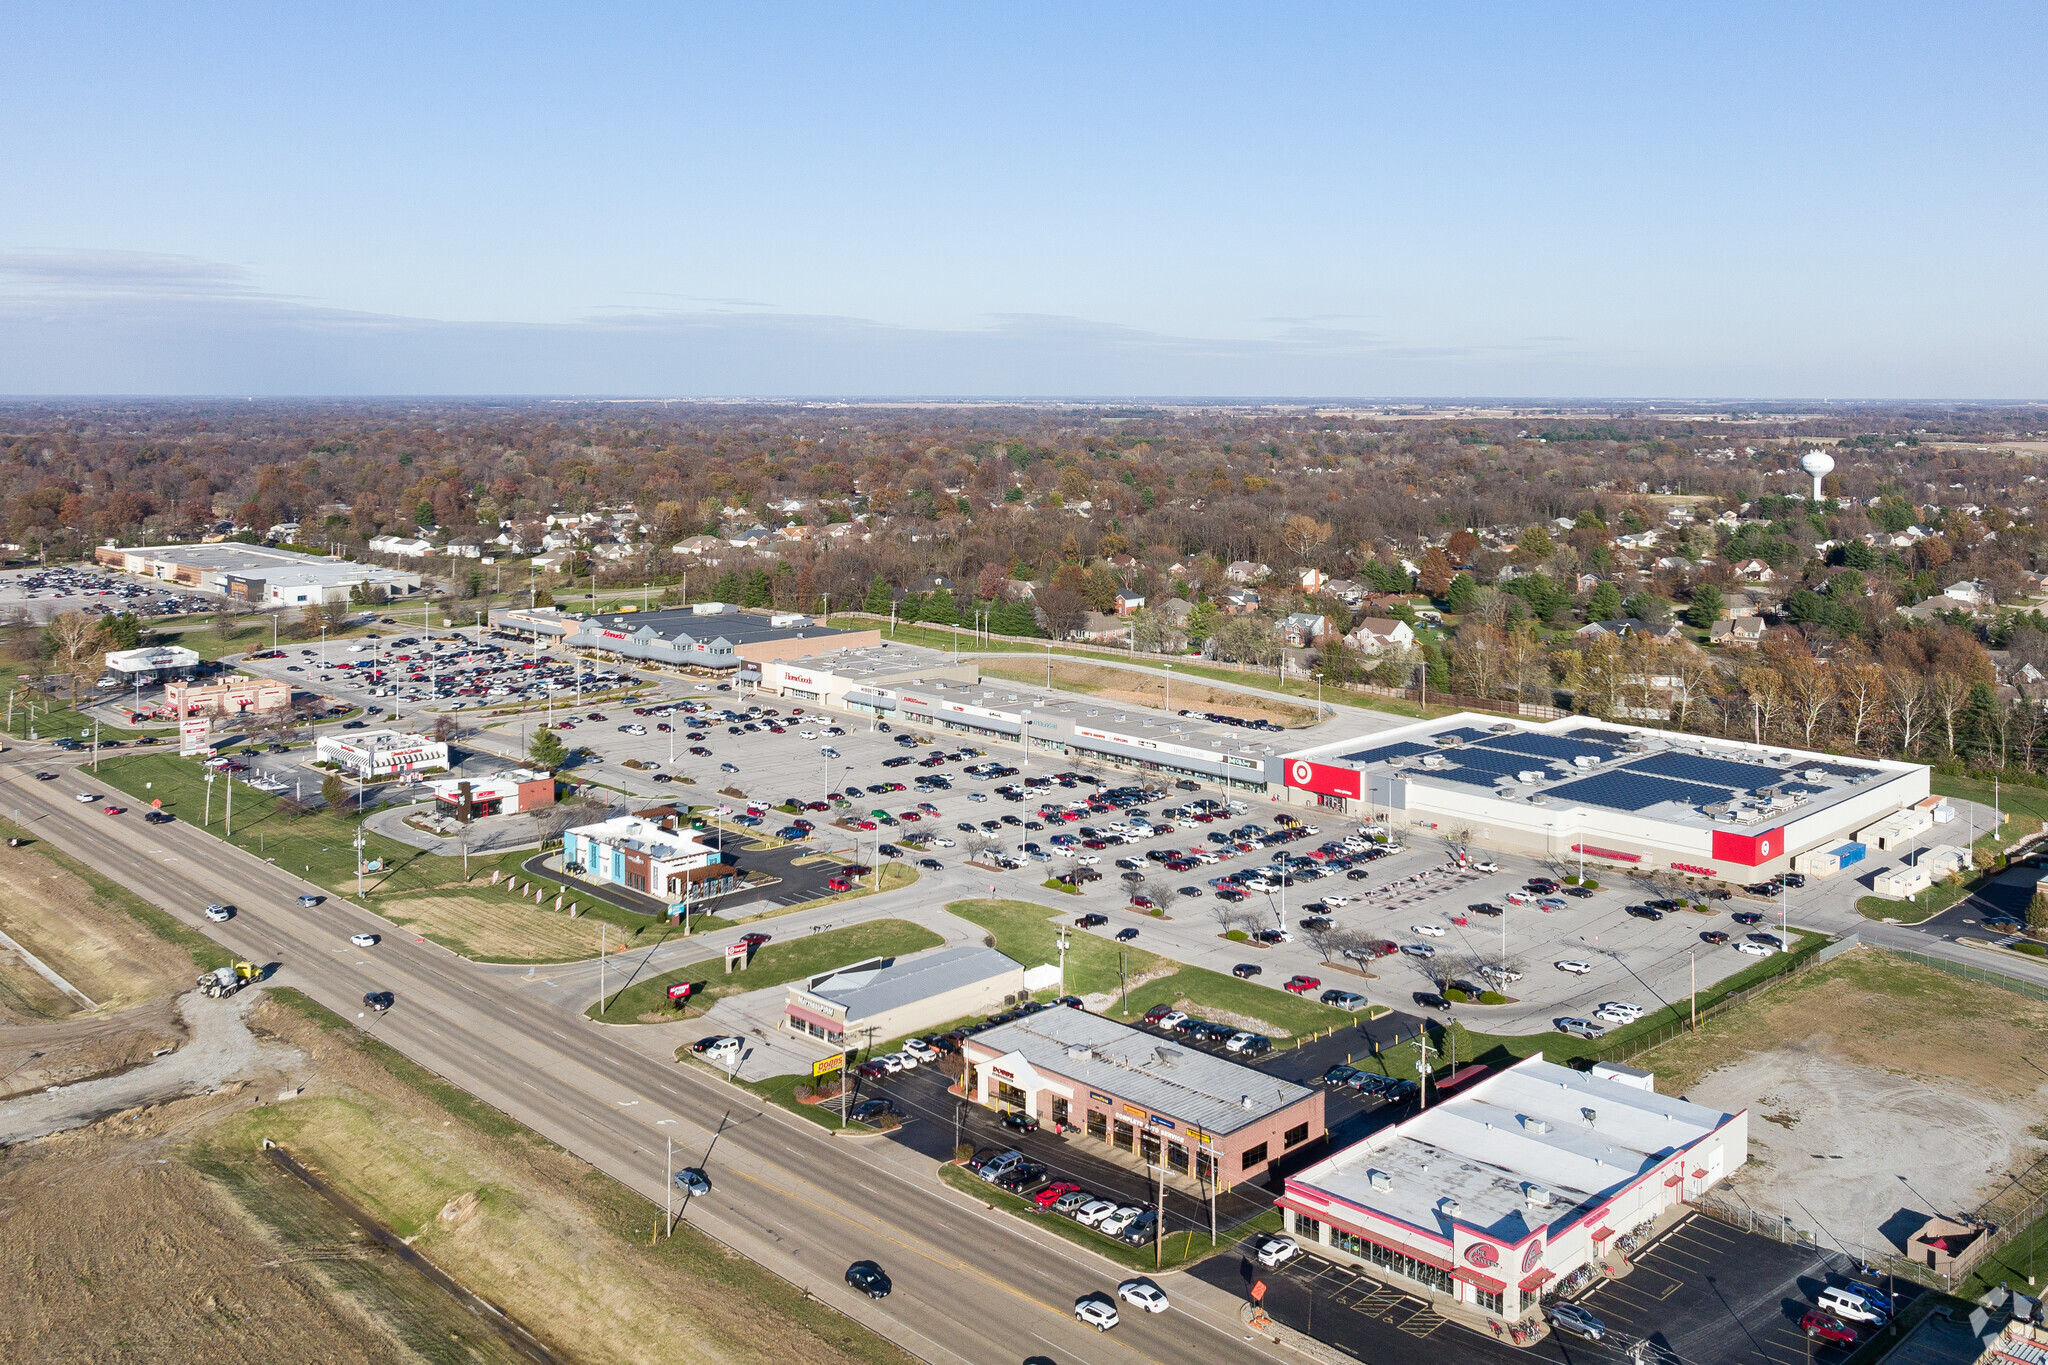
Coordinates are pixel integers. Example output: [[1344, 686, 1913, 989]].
[[1550, 1303, 1605, 1340]]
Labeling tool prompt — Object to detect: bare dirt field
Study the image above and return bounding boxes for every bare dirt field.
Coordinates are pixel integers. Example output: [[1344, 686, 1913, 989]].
[[978, 657, 1316, 726], [0, 832, 209, 1098], [1, 991, 918, 1365], [1636, 948, 2048, 1262]]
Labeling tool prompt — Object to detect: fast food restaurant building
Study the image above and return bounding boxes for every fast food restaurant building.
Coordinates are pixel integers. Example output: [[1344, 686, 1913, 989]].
[[1277, 1055, 1747, 1324], [962, 1008, 1323, 1190]]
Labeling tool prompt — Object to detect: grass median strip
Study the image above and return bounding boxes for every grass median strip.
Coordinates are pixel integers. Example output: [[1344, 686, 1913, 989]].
[[595, 918, 944, 1023], [948, 897, 1354, 1041]]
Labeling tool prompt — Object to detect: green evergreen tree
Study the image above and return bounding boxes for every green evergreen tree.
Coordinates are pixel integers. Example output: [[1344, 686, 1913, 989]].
[[1586, 580, 1624, 622], [898, 591, 928, 623], [1685, 583, 1724, 629], [923, 587, 959, 625], [863, 573, 892, 613], [528, 726, 567, 770], [1444, 572, 1479, 615], [713, 569, 742, 603]]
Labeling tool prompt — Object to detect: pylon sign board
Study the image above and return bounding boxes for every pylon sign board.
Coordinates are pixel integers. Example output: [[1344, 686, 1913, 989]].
[[179, 716, 211, 757]]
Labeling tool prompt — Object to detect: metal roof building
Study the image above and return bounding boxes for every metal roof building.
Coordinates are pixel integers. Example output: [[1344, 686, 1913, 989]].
[[961, 1007, 1324, 1190], [1278, 1054, 1746, 1325], [784, 945, 1027, 1049]]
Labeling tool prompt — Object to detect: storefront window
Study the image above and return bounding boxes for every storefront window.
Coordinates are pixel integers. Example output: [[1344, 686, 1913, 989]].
[[1139, 1130, 1161, 1165], [995, 1080, 1026, 1108], [1476, 1287, 1503, 1313], [1520, 1289, 1537, 1313], [1087, 1110, 1107, 1141], [1241, 1143, 1269, 1170], [1113, 1120, 1134, 1151], [1195, 1150, 1213, 1182], [1295, 1214, 1322, 1242], [1328, 1227, 1453, 1296], [1167, 1142, 1188, 1174], [1051, 1098, 1069, 1128], [1284, 1122, 1310, 1148]]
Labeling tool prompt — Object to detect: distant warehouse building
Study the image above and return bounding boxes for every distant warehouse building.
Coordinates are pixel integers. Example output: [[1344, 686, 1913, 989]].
[[1268, 713, 1930, 882], [95, 543, 423, 606], [1278, 1055, 1747, 1327], [784, 945, 1034, 1049], [961, 1008, 1323, 1190], [491, 603, 880, 674]]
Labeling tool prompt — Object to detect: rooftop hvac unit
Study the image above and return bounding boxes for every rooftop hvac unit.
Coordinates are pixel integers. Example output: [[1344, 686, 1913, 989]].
[[1417, 753, 1450, 768], [1524, 1183, 1553, 1207], [1368, 1170, 1393, 1192], [1154, 1047, 1179, 1067], [1438, 1197, 1461, 1216], [1573, 754, 1600, 768], [1518, 770, 1546, 784], [1802, 768, 1828, 781], [1496, 788, 1520, 800], [1521, 1116, 1551, 1134], [1066, 1044, 1093, 1061]]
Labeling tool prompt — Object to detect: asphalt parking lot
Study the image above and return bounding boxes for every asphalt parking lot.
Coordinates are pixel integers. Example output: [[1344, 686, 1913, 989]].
[[860, 1060, 1280, 1242], [0, 565, 209, 620], [1192, 1213, 1867, 1365]]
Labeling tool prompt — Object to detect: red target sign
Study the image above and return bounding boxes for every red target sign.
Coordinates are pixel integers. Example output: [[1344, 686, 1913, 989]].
[[1283, 758, 1361, 799]]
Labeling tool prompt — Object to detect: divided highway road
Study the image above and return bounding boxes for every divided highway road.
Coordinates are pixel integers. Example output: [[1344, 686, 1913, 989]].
[[0, 753, 1290, 1365]]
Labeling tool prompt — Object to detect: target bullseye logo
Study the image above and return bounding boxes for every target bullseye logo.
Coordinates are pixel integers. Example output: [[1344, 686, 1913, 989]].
[[1290, 759, 1313, 786]]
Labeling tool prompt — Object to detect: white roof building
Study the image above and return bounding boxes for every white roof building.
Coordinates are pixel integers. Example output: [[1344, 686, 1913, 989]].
[[1280, 1055, 1747, 1324]]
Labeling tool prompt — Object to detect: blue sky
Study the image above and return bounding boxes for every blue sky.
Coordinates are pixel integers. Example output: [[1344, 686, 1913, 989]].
[[2, 3, 2042, 397]]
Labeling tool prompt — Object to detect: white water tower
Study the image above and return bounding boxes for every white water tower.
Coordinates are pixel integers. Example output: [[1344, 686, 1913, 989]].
[[1800, 449, 1835, 501]]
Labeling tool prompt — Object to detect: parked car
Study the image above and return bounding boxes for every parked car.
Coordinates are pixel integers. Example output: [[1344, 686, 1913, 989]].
[[1555, 959, 1593, 975], [1252, 1235, 1300, 1267], [1550, 1303, 1606, 1341], [1554, 1017, 1605, 1040], [1800, 1313, 1858, 1346], [1232, 963, 1262, 978]]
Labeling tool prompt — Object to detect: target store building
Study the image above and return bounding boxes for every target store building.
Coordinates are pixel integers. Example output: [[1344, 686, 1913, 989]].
[[1276, 1055, 1747, 1323]]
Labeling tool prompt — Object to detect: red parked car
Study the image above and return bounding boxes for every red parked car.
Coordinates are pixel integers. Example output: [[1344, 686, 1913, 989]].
[[738, 932, 772, 949], [1801, 1314, 1858, 1346], [1283, 975, 1322, 994], [1034, 1181, 1083, 1208]]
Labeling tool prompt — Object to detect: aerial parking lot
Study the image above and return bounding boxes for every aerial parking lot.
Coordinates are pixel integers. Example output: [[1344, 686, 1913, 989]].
[[0, 564, 210, 619]]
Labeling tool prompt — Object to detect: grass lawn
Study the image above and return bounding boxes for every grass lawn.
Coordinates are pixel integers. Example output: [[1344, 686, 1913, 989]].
[[1363, 928, 1832, 1085], [0, 812, 235, 975], [947, 898, 1354, 1042], [948, 898, 1159, 997], [936, 1162, 1278, 1272], [591, 918, 943, 1023]]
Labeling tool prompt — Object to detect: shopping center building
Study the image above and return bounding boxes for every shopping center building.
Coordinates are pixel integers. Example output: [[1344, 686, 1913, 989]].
[[758, 649, 1284, 793], [961, 1008, 1323, 1190], [491, 603, 879, 674], [1268, 714, 1929, 881], [312, 729, 449, 778], [560, 813, 732, 899], [1277, 1055, 1747, 1325], [95, 543, 423, 606]]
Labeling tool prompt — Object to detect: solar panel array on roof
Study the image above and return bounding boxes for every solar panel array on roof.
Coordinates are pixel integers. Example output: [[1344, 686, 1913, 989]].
[[1430, 766, 1512, 788], [1625, 751, 1786, 791], [1442, 748, 1547, 777], [1482, 733, 1621, 763], [1546, 772, 1727, 812], [1341, 741, 1436, 765], [1431, 727, 1496, 746], [1566, 727, 1634, 745], [1802, 761, 1877, 779], [1779, 782, 1830, 796]]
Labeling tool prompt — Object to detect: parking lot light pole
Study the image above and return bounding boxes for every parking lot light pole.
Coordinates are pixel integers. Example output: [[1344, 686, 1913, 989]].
[[1687, 949, 1698, 1030]]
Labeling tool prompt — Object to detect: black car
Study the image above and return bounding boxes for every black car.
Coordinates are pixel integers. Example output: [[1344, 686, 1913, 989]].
[[1115, 927, 1140, 941], [1232, 963, 1262, 978], [994, 1163, 1047, 1192], [1468, 902, 1503, 916], [144, 810, 174, 824], [363, 990, 395, 1012], [849, 1099, 902, 1122], [1732, 910, 1764, 925], [1000, 1110, 1038, 1133], [1414, 991, 1453, 1012], [1701, 930, 1730, 944], [917, 857, 943, 871], [1563, 886, 1594, 898], [1624, 904, 1665, 921], [845, 1260, 893, 1299]]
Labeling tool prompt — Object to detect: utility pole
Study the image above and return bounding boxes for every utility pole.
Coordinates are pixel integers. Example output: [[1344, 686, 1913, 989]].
[[354, 826, 366, 896], [1688, 949, 1698, 1030], [1415, 1031, 1437, 1111], [665, 1135, 674, 1235], [600, 921, 608, 1012], [1055, 925, 1071, 997], [225, 771, 233, 837], [1155, 1161, 1166, 1269], [204, 770, 214, 827]]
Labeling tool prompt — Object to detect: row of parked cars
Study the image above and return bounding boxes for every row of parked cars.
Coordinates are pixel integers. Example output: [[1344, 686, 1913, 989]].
[[967, 1149, 1162, 1246], [1136, 1003, 1273, 1056], [1318, 1065, 1420, 1103], [1548, 1278, 1889, 1346]]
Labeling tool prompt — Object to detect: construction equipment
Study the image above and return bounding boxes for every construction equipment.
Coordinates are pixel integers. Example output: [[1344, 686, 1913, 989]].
[[196, 961, 260, 997]]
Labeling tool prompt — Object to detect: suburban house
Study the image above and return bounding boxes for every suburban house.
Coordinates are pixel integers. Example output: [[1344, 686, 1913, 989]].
[[1734, 559, 1777, 583], [1346, 617, 1414, 654], [1114, 591, 1146, 616], [1577, 618, 1683, 644], [1298, 567, 1327, 592], [1946, 579, 1994, 608], [1279, 612, 1330, 648], [1219, 587, 1261, 613], [1711, 616, 1769, 646], [673, 534, 725, 556], [1075, 611, 1131, 643], [1225, 560, 1271, 584]]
